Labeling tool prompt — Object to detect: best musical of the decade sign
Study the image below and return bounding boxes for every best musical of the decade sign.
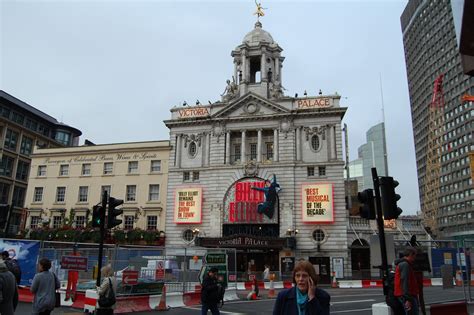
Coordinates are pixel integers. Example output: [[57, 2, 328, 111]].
[[174, 187, 202, 224], [301, 183, 334, 223]]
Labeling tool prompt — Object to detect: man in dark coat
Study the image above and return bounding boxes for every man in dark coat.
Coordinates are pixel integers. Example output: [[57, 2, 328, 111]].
[[2, 251, 21, 285], [251, 174, 280, 219], [201, 267, 221, 315], [0, 261, 18, 315]]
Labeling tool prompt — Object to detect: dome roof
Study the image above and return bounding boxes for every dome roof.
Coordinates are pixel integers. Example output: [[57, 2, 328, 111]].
[[242, 22, 274, 44]]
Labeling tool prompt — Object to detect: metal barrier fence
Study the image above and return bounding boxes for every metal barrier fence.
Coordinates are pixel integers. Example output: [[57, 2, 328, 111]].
[[37, 241, 237, 296]]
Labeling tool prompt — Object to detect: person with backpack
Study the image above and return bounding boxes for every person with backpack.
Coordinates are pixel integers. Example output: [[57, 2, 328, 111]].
[[96, 265, 117, 315], [2, 251, 21, 285], [0, 260, 18, 315], [394, 247, 419, 315], [201, 267, 221, 315], [273, 260, 330, 315]]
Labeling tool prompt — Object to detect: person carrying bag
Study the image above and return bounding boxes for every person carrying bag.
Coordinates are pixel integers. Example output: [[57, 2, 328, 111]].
[[96, 265, 117, 315]]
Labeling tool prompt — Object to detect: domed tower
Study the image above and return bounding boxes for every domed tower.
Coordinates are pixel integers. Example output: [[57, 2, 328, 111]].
[[230, 21, 285, 100]]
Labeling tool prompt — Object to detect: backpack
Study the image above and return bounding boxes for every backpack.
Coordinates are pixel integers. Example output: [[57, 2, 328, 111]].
[[385, 271, 404, 315], [5, 259, 21, 284]]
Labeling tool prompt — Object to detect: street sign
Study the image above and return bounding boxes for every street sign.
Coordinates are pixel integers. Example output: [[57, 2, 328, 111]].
[[122, 270, 139, 285], [204, 253, 226, 264], [61, 256, 88, 271]]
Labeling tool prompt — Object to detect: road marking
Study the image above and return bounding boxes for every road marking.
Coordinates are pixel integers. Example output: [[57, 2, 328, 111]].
[[332, 308, 373, 313], [331, 293, 384, 298], [332, 299, 376, 304], [182, 306, 246, 314]]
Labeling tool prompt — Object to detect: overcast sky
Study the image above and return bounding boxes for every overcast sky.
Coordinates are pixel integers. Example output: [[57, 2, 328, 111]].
[[0, 0, 420, 214]]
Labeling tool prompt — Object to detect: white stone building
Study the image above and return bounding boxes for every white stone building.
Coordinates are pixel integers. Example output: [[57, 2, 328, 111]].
[[164, 21, 348, 283]]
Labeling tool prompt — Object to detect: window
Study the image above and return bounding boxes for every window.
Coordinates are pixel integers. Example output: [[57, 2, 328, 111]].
[[16, 160, 29, 181], [101, 185, 111, 198], [124, 215, 134, 230], [189, 142, 197, 158], [266, 143, 273, 160], [12, 186, 25, 207], [75, 216, 86, 228], [33, 187, 43, 202], [183, 172, 190, 181], [128, 161, 138, 173], [59, 164, 69, 176], [307, 167, 315, 177], [20, 136, 33, 155], [103, 162, 113, 175], [30, 216, 41, 229], [25, 118, 37, 131], [193, 171, 200, 181], [310, 135, 320, 151], [56, 187, 66, 202], [52, 216, 62, 229], [4, 129, 18, 151], [318, 166, 326, 176], [151, 160, 161, 172], [312, 229, 325, 242], [0, 183, 10, 204], [126, 185, 136, 202], [0, 106, 10, 118], [81, 164, 91, 176], [78, 186, 88, 202], [147, 216, 158, 230], [149, 184, 160, 201], [250, 143, 257, 160], [55, 131, 71, 146], [11, 112, 24, 124], [233, 145, 241, 162], [182, 229, 194, 242], [0, 155, 14, 177], [37, 165, 47, 176]]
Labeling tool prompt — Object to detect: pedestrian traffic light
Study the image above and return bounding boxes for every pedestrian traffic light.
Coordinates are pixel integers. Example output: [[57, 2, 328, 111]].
[[92, 205, 104, 228], [358, 189, 375, 220], [107, 197, 123, 229], [379, 176, 403, 220]]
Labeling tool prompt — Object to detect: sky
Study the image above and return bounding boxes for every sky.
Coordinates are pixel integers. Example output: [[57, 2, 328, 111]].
[[0, 0, 420, 214]]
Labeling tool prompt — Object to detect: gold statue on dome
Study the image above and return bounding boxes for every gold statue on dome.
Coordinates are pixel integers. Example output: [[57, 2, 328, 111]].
[[254, 0, 266, 20]]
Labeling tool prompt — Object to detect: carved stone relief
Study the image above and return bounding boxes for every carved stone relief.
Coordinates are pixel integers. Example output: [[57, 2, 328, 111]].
[[303, 125, 329, 141], [183, 133, 204, 147], [279, 117, 293, 139], [244, 161, 259, 177], [212, 122, 226, 143]]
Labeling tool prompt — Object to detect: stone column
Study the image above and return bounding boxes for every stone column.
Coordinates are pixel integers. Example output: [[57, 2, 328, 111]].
[[333, 125, 338, 159], [261, 53, 266, 82], [206, 132, 211, 166], [176, 134, 182, 168], [241, 130, 246, 163], [329, 126, 335, 160], [296, 127, 301, 161], [273, 129, 279, 162], [226, 131, 231, 164], [257, 129, 262, 162], [275, 57, 280, 81], [234, 60, 238, 83]]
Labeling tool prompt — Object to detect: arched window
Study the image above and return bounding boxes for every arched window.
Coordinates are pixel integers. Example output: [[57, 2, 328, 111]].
[[189, 142, 197, 158], [311, 135, 320, 151]]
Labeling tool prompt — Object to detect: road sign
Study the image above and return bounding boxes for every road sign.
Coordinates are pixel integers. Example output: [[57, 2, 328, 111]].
[[204, 253, 226, 264], [156, 261, 165, 280], [122, 270, 139, 285]]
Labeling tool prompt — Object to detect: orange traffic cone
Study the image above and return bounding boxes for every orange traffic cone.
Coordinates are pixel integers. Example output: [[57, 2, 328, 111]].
[[268, 279, 276, 298], [331, 272, 338, 288], [156, 284, 170, 311], [455, 270, 463, 287]]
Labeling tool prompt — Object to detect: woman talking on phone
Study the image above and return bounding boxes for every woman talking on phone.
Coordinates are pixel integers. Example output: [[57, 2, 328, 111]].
[[273, 260, 330, 315]]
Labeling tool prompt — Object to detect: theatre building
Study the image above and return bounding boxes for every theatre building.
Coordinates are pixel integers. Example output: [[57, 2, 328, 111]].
[[164, 21, 348, 283]]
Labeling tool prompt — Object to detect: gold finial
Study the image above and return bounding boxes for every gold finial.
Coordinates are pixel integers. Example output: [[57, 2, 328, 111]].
[[254, 0, 266, 21]]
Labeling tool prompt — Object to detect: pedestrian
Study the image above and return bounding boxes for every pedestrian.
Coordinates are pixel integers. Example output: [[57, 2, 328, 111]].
[[263, 264, 270, 281], [273, 260, 330, 315], [2, 250, 21, 285], [31, 258, 60, 315], [96, 265, 117, 315], [394, 247, 419, 315], [0, 260, 18, 315], [201, 267, 221, 315]]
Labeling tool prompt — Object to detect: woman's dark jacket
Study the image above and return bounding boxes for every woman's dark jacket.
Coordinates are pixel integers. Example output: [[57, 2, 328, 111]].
[[201, 274, 219, 305], [273, 287, 330, 315]]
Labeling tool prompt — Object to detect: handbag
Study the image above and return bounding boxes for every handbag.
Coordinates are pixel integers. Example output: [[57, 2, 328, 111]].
[[98, 278, 116, 308]]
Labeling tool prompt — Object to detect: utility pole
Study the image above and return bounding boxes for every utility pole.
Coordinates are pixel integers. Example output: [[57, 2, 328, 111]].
[[371, 167, 389, 296], [96, 190, 107, 287]]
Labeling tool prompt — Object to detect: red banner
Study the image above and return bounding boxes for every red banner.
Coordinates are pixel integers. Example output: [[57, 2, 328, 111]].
[[60, 256, 88, 271]]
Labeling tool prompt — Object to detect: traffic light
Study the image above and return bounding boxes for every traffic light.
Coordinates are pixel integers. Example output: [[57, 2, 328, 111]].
[[358, 189, 375, 220], [380, 176, 402, 220], [107, 197, 123, 229], [0, 204, 10, 229], [92, 205, 104, 228]]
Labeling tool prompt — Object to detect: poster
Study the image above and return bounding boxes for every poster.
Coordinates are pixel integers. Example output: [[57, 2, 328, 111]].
[[0, 239, 40, 285], [281, 257, 295, 273], [332, 257, 344, 279], [174, 187, 202, 224], [301, 183, 334, 223]]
